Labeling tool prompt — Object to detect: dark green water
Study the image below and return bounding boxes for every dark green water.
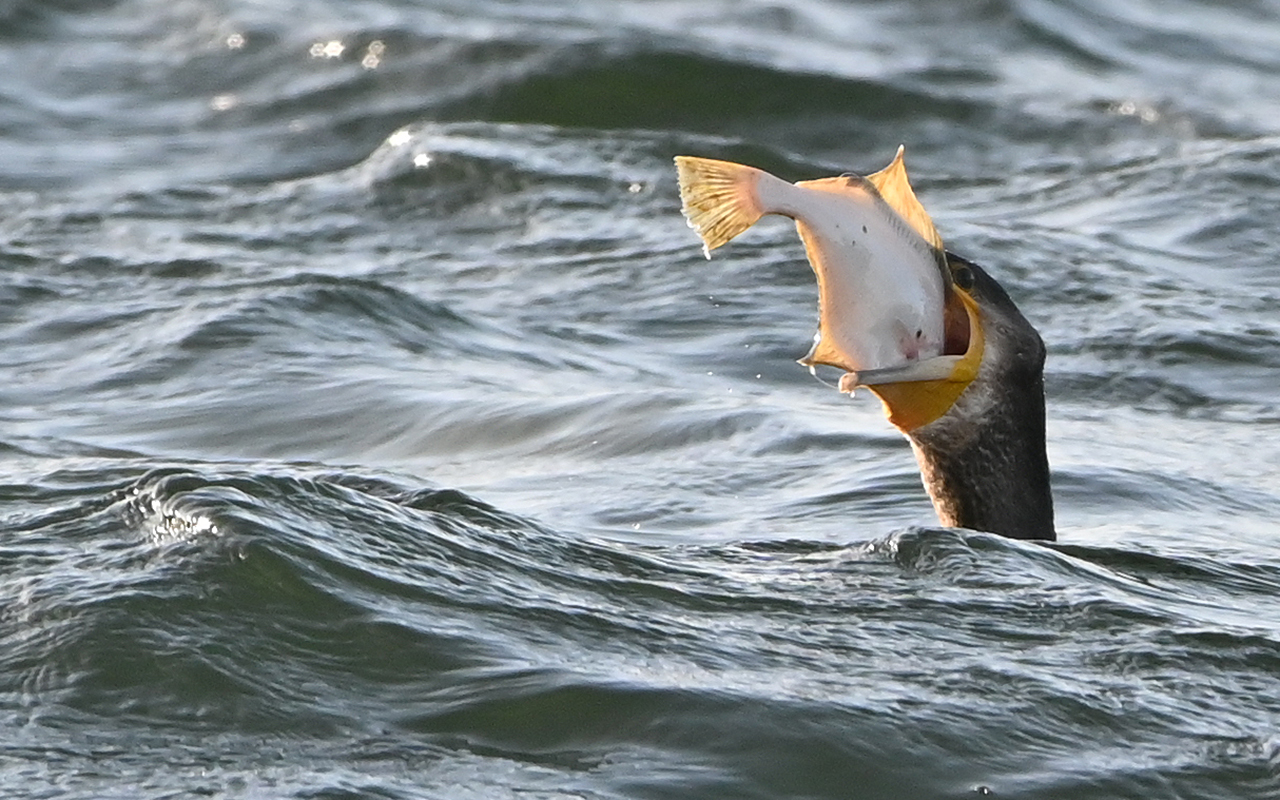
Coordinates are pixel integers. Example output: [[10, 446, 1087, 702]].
[[2, 1, 1279, 798]]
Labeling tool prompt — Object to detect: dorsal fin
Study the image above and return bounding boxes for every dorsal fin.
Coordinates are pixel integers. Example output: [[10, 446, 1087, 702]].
[[865, 146, 943, 251]]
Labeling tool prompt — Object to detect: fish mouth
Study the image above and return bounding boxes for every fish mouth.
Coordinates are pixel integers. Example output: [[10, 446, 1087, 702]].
[[840, 283, 985, 432]]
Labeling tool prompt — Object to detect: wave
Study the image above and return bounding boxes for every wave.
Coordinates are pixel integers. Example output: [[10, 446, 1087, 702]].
[[4, 463, 1280, 796], [7, 467, 1280, 688], [10, 0, 1274, 191]]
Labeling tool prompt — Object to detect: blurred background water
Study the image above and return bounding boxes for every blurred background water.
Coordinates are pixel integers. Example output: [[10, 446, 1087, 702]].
[[2, 1, 1279, 798]]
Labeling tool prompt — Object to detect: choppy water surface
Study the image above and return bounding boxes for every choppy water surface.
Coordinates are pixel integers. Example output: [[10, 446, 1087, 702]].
[[2, 1, 1280, 798]]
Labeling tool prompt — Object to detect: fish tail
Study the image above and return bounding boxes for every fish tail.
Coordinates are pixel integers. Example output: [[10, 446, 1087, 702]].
[[674, 156, 767, 257]]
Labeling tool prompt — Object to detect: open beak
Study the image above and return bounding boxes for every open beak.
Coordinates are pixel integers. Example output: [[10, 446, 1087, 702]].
[[840, 284, 985, 432]]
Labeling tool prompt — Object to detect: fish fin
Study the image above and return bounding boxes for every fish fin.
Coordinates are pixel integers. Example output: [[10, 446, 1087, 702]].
[[799, 335, 856, 372], [793, 222, 859, 372], [865, 146, 943, 251], [674, 156, 766, 257]]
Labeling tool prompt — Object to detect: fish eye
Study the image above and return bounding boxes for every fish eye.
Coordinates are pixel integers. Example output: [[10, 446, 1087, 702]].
[[952, 265, 975, 290]]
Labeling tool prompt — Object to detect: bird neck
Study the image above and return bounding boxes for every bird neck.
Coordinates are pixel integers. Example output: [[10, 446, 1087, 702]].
[[905, 368, 1055, 541]]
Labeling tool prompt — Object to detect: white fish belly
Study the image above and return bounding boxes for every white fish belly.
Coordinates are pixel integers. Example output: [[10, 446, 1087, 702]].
[[793, 197, 946, 371]]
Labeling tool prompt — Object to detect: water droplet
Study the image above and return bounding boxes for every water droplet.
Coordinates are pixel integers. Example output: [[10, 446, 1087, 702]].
[[310, 40, 345, 59]]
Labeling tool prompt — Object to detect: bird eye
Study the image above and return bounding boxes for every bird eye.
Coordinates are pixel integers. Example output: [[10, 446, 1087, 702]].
[[952, 265, 975, 290]]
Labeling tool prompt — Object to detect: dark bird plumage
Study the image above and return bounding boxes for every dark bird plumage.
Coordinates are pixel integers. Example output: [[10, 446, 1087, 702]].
[[904, 254, 1055, 540]]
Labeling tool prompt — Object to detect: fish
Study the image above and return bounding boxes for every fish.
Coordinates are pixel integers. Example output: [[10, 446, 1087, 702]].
[[674, 148, 959, 385]]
